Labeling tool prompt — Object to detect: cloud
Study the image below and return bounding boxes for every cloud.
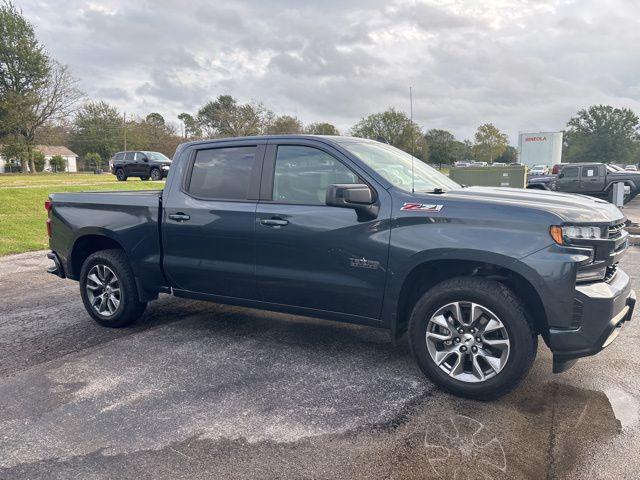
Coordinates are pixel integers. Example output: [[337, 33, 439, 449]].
[[19, 0, 640, 142]]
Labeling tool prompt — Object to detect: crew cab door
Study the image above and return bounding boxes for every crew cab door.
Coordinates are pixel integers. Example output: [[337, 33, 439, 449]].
[[254, 140, 391, 319], [579, 164, 605, 193], [162, 140, 265, 297], [556, 165, 579, 192]]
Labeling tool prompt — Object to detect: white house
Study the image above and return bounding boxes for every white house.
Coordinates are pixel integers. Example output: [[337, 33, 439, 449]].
[[0, 145, 78, 173]]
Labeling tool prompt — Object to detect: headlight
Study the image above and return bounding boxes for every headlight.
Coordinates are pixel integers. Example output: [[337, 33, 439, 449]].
[[161, 165, 170, 170], [549, 225, 603, 244]]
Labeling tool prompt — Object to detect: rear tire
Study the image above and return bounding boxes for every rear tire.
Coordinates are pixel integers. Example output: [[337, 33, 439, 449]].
[[408, 277, 537, 400], [115, 168, 127, 181], [79, 249, 147, 328]]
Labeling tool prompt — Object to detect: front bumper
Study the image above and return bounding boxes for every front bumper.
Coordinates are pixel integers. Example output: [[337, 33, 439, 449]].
[[549, 267, 636, 372]]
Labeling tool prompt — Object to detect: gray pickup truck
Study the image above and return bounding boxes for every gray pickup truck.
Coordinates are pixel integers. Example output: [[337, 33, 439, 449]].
[[528, 162, 640, 203], [46, 136, 636, 399]]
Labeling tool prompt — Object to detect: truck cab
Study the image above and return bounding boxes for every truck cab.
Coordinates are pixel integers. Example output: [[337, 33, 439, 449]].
[[555, 163, 606, 194]]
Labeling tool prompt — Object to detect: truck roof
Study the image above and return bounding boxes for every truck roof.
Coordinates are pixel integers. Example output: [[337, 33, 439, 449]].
[[177, 135, 377, 150]]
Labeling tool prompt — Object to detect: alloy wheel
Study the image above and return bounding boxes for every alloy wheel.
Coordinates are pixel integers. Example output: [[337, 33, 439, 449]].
[[425, 301, 510, 383], [85, 264, 121, 317]]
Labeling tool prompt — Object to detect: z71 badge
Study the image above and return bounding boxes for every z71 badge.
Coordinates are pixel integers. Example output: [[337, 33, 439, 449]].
[[400, 203, 443, 212]]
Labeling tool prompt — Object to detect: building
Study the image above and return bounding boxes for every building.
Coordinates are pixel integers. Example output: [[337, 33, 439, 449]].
[[517, 131, 563, 167], [0, 145, 78, 173]]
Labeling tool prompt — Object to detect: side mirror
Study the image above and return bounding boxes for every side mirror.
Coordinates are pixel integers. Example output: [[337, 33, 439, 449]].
[[326, 184, 378, 221], [141, 156, 149, 162]]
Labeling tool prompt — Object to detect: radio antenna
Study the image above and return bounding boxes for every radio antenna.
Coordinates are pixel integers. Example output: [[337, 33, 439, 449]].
[[410, 86, 415, 193]]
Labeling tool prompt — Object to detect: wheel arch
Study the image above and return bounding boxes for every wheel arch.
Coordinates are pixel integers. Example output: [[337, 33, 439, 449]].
[[392, 256, 549, 342], [69, 233, 126, 280]]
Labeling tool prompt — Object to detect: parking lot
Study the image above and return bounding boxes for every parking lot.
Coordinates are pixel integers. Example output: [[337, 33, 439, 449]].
[[0, 237, 637, 480]]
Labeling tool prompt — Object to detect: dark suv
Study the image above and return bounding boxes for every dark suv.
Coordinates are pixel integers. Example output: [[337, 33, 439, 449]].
[[109, 151, 172, 181]]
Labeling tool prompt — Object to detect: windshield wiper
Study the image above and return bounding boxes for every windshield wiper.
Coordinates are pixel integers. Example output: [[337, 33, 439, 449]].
[[417, 187, 447, 194]]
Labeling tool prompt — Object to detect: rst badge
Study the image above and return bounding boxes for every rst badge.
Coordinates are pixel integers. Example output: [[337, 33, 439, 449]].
[[401, 203, 443, 212]]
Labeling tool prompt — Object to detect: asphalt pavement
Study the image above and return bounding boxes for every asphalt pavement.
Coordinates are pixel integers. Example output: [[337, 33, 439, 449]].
[[1, 246, 639, 480]]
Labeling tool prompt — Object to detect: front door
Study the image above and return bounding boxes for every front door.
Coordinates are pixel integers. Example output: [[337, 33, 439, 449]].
[[255, 141, 390, 319], [162, 141, 265, 297], [579, 165, 605, 193], [556, 165, 580, 192]]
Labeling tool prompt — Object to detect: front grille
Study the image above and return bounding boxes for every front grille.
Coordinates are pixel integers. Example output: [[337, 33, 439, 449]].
[[605, 264, 618, 283], [608, 223, 626, 239]]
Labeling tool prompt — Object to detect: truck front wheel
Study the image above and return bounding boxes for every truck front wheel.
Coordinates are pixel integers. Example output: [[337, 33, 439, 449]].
[[79, 249, 147, 327], [408, 277, 537, 400]]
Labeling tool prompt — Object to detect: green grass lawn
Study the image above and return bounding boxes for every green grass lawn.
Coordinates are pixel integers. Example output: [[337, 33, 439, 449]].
[[0, 173, 162, 256]]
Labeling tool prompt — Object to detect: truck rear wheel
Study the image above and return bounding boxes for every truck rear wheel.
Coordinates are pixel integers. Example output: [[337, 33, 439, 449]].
[[79, 249, 147, 327], [408, 277, 537, 400]]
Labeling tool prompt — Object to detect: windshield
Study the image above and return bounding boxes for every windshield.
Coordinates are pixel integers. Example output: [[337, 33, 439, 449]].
[[143, 151, 171, 162], [343, 142, 460, 192]]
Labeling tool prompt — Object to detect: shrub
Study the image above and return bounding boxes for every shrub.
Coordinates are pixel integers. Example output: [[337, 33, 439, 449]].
[[49, 155, 66, 172], [33, 151, 45, 172]]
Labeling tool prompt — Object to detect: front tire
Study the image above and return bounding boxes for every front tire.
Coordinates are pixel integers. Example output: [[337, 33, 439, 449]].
[[79, 249, 147, 327], [408, 277, 537, 400], [150, 168, 161, 181]]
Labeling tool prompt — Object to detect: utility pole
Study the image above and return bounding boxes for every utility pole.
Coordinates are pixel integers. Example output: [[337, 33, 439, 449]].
[[123, 112, 127, 151]]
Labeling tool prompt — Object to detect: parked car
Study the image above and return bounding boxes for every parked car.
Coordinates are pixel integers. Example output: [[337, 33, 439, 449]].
[[109, 151, 172, 181], [527, 162, 640, 203], [551, 163, 566, 175], [454, 161, 470, 168], [492, 162, 506, 167], [529, 165, 549, 176], [46, 136, 636, 400], [625, 165, 638, 171], [469, 161, 488, 167]]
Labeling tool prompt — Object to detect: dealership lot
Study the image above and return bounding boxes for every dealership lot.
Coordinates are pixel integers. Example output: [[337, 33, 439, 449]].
[[0, 247, 638, 479]]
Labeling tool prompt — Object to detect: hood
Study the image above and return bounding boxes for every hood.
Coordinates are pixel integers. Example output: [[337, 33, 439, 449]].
[[441, 186, 624, 224]]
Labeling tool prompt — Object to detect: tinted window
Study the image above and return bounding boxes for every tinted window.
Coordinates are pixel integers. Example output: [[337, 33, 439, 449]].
[[273, 146, 358, 204], [124, 152, 134, 161], [188, 146, 257, 200], [582, 166, 597, 177], [114, 153, 125, 161], [563, 167, 578, 178]]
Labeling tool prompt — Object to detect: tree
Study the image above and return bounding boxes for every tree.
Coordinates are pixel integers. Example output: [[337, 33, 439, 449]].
[[178, 112, 202, 139], [425, 129, 458, 166], [473, 123, 509, 163], [84, 152, 102, 171], [564, 105, 639, 164], [197, 95, 268, 138], [265, 115, 303, 134], [305, 122, 340, 135], [49, 154, 65, 172], [71, 101, 122, 161], [351, 108, 426, 159], [496, 145, 518, 163], [0, 1, 50, 171]]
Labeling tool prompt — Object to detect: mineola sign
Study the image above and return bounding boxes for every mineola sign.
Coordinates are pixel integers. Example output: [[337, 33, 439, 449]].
[[525, 136, 547, 142]]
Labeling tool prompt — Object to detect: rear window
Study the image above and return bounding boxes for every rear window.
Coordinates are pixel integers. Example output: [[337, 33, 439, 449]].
[[114, 153, 124, 161], [187, 146, 257, 200]]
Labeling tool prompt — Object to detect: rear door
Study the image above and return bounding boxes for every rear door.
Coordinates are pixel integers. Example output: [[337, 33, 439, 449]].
[[580, 165, 605, 193], [254, 140, 390, 319], [162, 140, 266, 296], [556, 165, 579, 192]]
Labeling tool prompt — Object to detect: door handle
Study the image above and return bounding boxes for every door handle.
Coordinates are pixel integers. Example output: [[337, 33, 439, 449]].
[[260, 218, 289, 227], [168, 213, 190, 222]]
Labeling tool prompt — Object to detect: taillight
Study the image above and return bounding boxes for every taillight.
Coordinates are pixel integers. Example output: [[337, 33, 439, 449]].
[[45, 199, 52, 237]]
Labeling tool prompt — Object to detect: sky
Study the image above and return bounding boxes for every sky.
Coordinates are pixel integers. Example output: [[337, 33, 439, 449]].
[[18, 0, 640, 143]]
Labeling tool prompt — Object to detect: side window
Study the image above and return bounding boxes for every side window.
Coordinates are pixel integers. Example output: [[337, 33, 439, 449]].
[[187, 146, 257, 200], [124, 152, 134, 161], [272, 146, 359, 204], [582, 166, 597, 177], [563, 166, 578, 178], [114, 153, 124, 161]]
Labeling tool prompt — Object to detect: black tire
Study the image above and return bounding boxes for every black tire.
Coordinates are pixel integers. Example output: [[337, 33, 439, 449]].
[[408, 277, 537, 400], [79, 249, 147, 328], [141, 176, 150, 181], [115, 168, 127, 181], [150, 168, 161, 181]]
